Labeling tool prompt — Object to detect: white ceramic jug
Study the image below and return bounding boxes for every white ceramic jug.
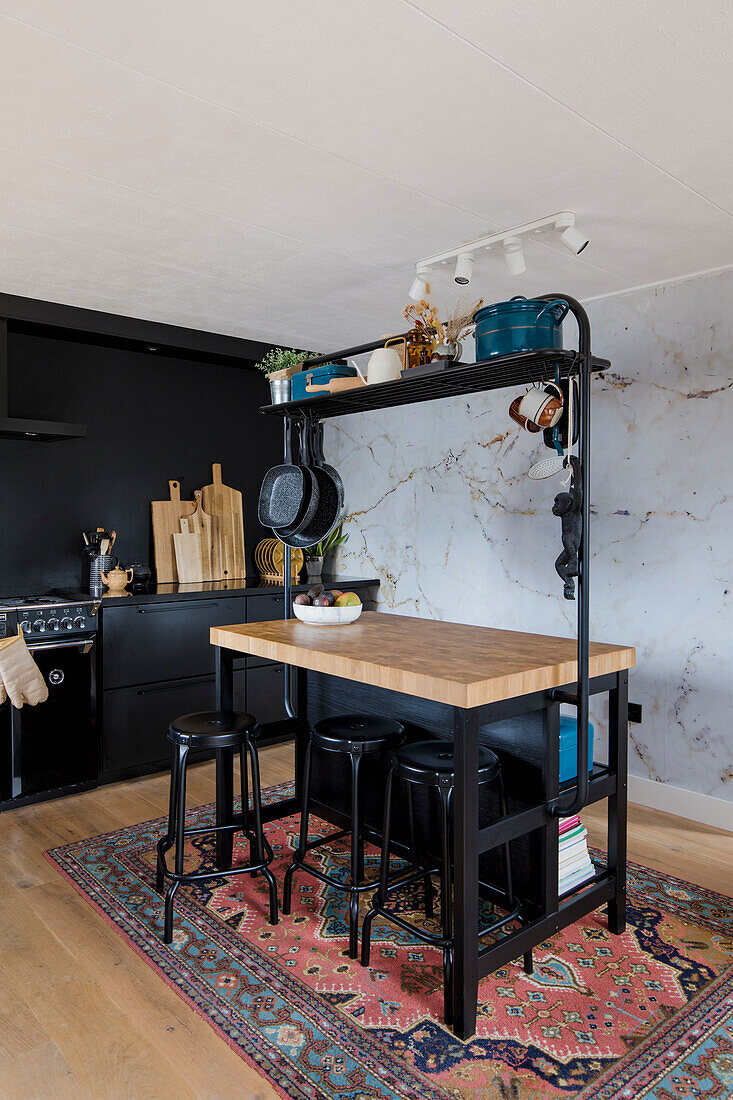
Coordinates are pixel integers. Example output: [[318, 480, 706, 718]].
[[366, 347, 402, 385]]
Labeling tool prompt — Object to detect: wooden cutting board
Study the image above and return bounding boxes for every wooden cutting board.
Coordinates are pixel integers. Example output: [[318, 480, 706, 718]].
[[151, 480, 197, 583], [200, 463, 246, 579], [188, 491, 221, 582], [172, 517, 202, 584]]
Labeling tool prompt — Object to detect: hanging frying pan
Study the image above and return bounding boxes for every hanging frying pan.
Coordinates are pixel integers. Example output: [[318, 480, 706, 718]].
[[273, 421, 321, 542], [258, 421, 309, 529], [314, 420, 344, 510], [276, 420, 340, 548]]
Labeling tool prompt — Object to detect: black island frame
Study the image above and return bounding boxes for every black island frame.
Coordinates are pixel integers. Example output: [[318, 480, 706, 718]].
[[212, 296, 631, 1039]]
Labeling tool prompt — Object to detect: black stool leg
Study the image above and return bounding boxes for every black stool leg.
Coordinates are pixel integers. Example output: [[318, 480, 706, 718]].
[[361, 766, 394, 967], [246, 736, 278, 925], [406, 781, 434, 918], [283, 739, 312, 915], [524, 951, 534, 974], [156, 742, 180, 894], [240, 742, 250, 831], [164, 743, 188, 944], [239, 742, 257, 876], [439, 786, 454, 1026], [348, 751, 363, 959]]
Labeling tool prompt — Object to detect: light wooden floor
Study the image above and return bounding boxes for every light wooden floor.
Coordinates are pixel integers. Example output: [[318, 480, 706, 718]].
[[1, 744, 731, 1100]]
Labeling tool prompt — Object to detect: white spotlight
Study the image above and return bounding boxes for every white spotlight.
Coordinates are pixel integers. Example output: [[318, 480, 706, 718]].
[[555, 213, 589, 255], [503, 237, 526, 276], [453, 252, 474, 285], [409, 264, 431, 300]]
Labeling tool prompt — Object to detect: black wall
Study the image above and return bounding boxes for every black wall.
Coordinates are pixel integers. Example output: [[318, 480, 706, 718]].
[[1, 331, 281, 592]]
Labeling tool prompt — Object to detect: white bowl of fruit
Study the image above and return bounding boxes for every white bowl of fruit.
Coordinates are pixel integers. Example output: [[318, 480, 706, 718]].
[[292, 585, 363, 625]]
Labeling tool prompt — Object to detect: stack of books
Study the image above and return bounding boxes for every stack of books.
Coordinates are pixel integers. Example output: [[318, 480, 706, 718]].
[[558, 814, 596, 896]]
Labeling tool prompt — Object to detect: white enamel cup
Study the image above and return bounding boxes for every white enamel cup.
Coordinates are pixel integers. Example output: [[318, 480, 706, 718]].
[[517, 383, 563, 428]]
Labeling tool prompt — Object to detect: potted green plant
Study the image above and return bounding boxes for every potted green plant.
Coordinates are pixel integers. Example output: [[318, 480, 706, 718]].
[[256, 348, 319, 404], [304, 521, 348, 580]]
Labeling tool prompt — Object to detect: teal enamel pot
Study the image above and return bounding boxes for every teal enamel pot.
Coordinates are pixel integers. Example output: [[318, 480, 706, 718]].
[[473, 296, 569, 359]]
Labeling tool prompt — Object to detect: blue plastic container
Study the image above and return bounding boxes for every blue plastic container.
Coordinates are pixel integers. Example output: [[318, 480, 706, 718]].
[[291, 363, 357, 401], [559, 714, 595, 785], [473, 296, 568, 360]]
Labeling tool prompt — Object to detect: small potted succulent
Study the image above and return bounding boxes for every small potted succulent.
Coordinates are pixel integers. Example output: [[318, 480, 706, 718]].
[[256, 347, 319, 404], [304, 521, 348, 580]]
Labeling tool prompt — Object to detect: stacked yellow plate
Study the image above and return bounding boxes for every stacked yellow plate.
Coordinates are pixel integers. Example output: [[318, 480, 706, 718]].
[[254, 539, 303, 581]]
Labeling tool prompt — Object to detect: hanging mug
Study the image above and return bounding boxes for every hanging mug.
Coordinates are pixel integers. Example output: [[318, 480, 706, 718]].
[[511, 381, 564, 432]]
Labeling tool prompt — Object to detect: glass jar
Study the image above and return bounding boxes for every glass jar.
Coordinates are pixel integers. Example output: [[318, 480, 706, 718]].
[[406, 327, 434, 370]]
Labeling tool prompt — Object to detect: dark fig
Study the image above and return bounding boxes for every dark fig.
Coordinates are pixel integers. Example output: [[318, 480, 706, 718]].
[[307, 584, 324, 598], [312, 594, 330, 607], [293, 593, 311, 606]]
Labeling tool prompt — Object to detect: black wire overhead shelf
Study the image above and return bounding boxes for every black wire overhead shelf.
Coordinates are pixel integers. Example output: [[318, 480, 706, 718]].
[[260, 348, 609, 420]]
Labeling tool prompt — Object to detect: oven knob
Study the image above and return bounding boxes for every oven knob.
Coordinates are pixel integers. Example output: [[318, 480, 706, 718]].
[[47, 618, 60, 632], [32, 619, 46, 633], [60, 617, 74, 631], [20, 620, 31, 634], [73, 616, 86, 630]]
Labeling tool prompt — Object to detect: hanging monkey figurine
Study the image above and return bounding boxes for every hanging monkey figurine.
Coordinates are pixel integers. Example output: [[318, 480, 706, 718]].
[[552, 455, 582, 600]]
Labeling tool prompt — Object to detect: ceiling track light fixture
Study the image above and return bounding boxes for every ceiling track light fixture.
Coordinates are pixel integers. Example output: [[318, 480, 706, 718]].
[[453, 252, 474, 285], [408, 263, 432, 301], [410, 210, 589, 290], [503, 237, 526, 276], [554, 212, 589, 255]]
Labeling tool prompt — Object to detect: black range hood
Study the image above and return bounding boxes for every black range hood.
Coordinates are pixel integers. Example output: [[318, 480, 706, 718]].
[[0, 319, 86, 441]]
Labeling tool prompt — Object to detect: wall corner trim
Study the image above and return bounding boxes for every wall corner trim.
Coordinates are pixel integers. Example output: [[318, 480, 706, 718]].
[[628, 775, 733, 833]]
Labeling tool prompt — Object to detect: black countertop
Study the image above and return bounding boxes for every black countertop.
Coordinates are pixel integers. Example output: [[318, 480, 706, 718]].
[[91, 575, 380, 608]]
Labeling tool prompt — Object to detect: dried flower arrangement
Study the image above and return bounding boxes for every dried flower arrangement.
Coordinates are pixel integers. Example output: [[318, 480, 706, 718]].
[[402, 291, 484, 346], [402, 288, 441, 336], [440, 295, 485, 345]]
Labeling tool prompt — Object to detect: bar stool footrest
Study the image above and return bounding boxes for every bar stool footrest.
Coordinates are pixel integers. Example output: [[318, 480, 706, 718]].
[[290, 856, 380, 895]]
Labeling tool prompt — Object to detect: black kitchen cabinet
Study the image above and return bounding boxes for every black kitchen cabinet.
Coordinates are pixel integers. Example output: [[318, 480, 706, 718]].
[[246, 591, 286, 622], [102, 671, 246, 778], [100, 596, 246, 779], [103, 597, 245, 688], [98, 579, 378, 782]]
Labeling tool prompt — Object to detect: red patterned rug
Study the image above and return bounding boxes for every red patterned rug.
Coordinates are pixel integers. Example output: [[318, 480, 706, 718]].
[[45, 782, 733, 1099]]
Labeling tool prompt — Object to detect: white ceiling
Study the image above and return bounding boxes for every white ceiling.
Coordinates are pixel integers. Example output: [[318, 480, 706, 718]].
[[0, 0, 731, 351]]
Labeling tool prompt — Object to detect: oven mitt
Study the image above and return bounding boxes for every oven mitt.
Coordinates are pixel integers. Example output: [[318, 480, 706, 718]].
[[0, 627, 49, 707]]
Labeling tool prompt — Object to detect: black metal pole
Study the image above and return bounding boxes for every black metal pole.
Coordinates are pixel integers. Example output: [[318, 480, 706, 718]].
[[539, 294, 591, 818], [451, 706, 480, 1039], [607, 670, 629, 933], [214, 644, 235, 868], [282, 416, 296, 719]]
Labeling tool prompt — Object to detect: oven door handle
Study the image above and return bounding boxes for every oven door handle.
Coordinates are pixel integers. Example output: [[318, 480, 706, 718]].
[[28, 639, 95, 654]]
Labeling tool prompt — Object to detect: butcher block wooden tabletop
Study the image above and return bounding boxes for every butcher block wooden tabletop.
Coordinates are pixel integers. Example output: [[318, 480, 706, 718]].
[[211, 611, 635, 709]]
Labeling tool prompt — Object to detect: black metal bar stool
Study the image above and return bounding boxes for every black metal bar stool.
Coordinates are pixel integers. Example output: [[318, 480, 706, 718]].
[[282, 714, 405, 958], [156, 710, 278, 943], [361, 739, 533, 1026]]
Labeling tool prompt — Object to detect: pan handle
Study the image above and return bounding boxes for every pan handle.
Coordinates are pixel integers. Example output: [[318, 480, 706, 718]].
[[299, 416, 313, 466], [283, 419, 293, 465], [312, 419, 324, 468]]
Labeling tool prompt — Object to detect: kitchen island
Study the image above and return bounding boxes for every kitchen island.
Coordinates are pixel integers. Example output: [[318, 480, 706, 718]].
[[211, 610, 634, 1039]]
